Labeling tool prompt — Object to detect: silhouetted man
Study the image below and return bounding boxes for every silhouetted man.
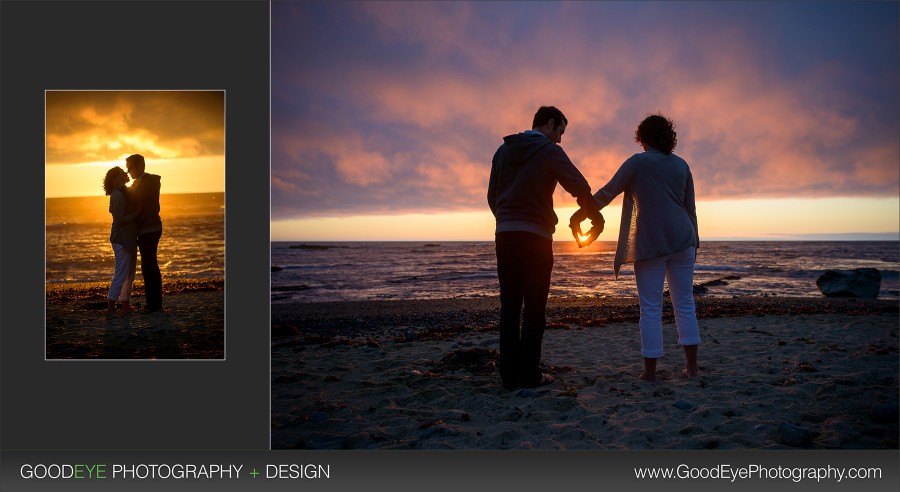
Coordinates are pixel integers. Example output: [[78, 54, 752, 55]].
[[126, 154, 163, 312], [488, 106, 603, 390]]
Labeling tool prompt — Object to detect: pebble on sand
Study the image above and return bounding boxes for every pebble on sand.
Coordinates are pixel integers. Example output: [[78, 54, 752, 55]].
[[779, 422, 813, 448]]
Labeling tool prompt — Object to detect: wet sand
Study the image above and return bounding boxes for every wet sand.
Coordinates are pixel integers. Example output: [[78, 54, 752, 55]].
[[46, 279, 224, 359], [272, 296, 899, 449]]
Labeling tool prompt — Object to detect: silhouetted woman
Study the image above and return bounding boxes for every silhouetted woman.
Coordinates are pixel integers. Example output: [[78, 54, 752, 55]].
[[103, 167, 140, 314], [573, 114, 700, 381]]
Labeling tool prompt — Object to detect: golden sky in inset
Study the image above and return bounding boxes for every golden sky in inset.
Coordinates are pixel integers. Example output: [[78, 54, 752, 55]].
[[45, 91, 224, 197]]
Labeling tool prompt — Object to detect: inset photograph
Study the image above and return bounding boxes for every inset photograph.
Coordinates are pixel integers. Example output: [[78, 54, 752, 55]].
[[45, 90, 225, 360]]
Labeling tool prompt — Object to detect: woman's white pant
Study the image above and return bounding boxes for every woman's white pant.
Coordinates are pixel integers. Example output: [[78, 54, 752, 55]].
[[634, 246, 701, 358], [108, 243, 136, 302]]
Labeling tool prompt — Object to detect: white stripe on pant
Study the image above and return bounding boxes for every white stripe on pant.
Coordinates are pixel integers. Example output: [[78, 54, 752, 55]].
[[634, 246, 701, 358], [108, 242, 136, 302]]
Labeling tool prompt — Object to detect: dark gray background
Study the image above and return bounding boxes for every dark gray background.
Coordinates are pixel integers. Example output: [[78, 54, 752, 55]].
[[0, 1, 270, 450], [2, 2, 899, 492], [1, 450, 899, 491]]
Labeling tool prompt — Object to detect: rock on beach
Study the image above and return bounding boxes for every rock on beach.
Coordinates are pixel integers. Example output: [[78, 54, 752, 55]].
[[816, 268, 881, 298]]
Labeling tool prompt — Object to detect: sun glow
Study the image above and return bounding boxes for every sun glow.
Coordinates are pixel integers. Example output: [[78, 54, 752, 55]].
[[45, 90, 225, 198], [272, 196, 900, 242], [46, 156, 225, 198]]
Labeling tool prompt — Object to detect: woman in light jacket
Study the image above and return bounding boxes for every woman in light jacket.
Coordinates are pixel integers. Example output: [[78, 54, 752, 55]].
[[103, 167, 140, 314], [572, 114, 700, 381]]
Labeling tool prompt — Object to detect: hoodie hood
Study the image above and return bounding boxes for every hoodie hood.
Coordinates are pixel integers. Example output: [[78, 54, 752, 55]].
[[499, 132, 553, 169]]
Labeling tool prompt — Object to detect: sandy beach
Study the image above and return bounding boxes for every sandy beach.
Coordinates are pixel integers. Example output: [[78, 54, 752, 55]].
[[272, 296, 899, 450], [46, 279, 224, 359]]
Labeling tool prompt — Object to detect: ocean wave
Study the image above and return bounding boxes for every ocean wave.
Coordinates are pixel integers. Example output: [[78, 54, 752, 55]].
[[555, 251, 614, 257], [46, 222, 71, 229], [453, 272, 497, 280], [271, 284, 312, 292], [387, 271, 497, 284], [694, 265, 748, 272], [269, 241, 899, 303]]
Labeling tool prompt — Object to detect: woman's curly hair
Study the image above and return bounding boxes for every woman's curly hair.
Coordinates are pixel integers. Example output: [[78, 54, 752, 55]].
[[634, 113, 677, 154], [103, 167, 125, 196]]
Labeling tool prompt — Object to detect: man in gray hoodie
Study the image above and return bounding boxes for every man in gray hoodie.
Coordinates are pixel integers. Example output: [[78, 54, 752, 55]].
[[488, 106, 603, 389], [126, 154, 164, 312]]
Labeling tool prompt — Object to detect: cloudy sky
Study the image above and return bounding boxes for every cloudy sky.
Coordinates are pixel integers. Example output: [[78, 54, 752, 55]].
[[45, 91, 225, 197], [271, 1, 898, 240]]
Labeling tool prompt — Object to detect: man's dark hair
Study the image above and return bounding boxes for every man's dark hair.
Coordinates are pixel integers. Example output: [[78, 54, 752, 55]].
[[532, 106, 567, 131], [125, 154, 146, 172], [635, 113, 677, 154]]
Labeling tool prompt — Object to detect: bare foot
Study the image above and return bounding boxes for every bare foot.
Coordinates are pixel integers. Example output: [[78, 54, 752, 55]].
[[682, 345, 698, 379], [537, 373, 555, 386], [522, 373, 555, 388], [640, 357, 658, 382]]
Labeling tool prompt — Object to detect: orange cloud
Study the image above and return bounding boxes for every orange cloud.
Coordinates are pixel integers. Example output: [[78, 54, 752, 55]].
[[272, 2, 899, 220], [46, 91, 225, 164]]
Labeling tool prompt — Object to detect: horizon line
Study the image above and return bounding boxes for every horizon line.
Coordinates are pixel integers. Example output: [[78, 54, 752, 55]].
[[46, 190, 226, 200], [271, 234, 900, 243]]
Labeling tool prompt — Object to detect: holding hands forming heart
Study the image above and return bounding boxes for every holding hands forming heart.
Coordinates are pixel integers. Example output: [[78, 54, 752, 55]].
[[569, 208, 604, 248]]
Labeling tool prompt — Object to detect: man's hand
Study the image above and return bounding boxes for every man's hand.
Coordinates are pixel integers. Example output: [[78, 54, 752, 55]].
[[569, 207, 588, 230], [570, 208, 604, 248], [576, 195, 603, 220]]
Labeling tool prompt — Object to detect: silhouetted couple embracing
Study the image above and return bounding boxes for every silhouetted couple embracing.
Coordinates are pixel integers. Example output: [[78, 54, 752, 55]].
[[102, 154, 163, 315], [488, 106, 700, 389]]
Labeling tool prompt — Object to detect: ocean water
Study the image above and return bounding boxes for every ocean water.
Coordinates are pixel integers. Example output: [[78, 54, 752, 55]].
[[46, 193, 225, 284], [271, 241, 900, 304]]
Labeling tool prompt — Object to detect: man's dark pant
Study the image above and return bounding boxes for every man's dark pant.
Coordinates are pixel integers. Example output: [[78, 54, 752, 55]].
[[495, 231, 554, 388], [137, 230, 163, 311]]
